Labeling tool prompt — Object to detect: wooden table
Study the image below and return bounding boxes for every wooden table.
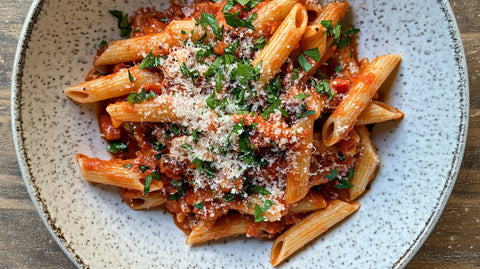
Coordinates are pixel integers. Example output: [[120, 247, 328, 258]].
[[0, 0, 478, 268]]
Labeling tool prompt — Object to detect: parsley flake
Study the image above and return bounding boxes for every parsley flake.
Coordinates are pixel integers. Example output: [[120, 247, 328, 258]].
[[109, 10, 131, 37], [254, 200, 273, 222], [107, 141, 128, 153]]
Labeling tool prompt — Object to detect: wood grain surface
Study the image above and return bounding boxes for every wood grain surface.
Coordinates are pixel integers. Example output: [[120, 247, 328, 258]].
[[0, 0, 478, 268]]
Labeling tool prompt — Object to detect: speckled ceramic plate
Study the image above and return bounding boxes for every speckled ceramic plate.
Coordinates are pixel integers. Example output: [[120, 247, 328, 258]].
[[11, 0, 468, 268]]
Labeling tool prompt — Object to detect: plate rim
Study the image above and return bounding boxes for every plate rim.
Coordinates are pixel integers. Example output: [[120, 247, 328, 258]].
[[10, 0, 470, 268]]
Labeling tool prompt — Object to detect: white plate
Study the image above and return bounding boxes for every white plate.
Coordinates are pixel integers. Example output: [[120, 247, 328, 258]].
[[11, 0, 469, 268]]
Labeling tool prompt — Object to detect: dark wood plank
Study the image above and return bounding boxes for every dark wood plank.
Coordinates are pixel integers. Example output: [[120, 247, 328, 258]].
[[0, 0, 478, 268]]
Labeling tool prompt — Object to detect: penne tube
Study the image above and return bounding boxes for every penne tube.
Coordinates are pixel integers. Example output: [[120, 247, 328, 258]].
[[253, 0, 299, 29], [356, 100, 405, 125], [348, 126, 380, 200], [64, 66, 161, 103], [289, 191, 327, 214], [322, 54, 401, 146], [76, 154, 163, 192], [270, 200, 360, 266], [300, 1, 349, 77], [106, 95, 216, 129], [95, 20, 201, 66], [120, 189, 168, 210], [285, 117, 314, 204], [312, 1, 349, 26], [186, 213, 251, 244], [252, 3, 308, 88]]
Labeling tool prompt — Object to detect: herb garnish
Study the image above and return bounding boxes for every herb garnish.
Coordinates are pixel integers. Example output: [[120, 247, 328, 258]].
[[313, 78, 334, 99], [200, 13, 224, 41], [107, 141, 128, 153], [297, 48, 321, 72], [194, 201, 205, 209], [127, 88, 157, 105], [109, 10, 131, 37], [254, 200, 273, 222], [139, 52, 163, 69]]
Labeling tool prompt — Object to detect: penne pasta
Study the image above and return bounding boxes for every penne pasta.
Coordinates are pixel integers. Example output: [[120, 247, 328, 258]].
[[356, 100, 405, 125], [76, 154, 163, 192], [348, 126, 380, 200], [270, 200, 360, 266], [95, 20, 201, 66], [253, 0, 299, 29], [289, 191, 327, 214], [322, 54, 402, 146], [285, 117, 314, 204], [186, 213, 251, 244], [252, 3, 308, 88], [120, 189, 168, 210], [64, 66, 161, 103]]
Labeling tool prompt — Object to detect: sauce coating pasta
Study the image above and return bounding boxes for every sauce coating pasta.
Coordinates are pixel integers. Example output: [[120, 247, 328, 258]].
[[65, 0, 403, 265]]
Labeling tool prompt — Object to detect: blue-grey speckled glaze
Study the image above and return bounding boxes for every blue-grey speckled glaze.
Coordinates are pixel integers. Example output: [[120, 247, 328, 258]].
[[11, 0, 468, 268]]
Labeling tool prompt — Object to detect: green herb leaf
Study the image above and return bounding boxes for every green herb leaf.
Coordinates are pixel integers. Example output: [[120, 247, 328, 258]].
[[107, 141, 128, 153], [98, 40, 107, 49], [127, 69, 135, 82], [303, 48, 321, 61], [297, 54, 313, 72], [204, 56, 224, 77], [326, 168, 338, 181], [168, 194, 179, 201], [224, 12, 257, 31], [200, 13, 224, 40], [109, 10, 131, 37], [144, 175, 152, 195], [192, 129, 201, 143], [151, 172, 160, 181], [292, 68, 300, 80], [124, 163, 131, 168], [194, 201, 205, 209], [180, 62, 200, 83], [253, 36, 266, 50], [140, 165, 150, 172], [192, 158, 217, 178], [295, 92, 311, 100], [254, 200, 273, 222], [223, 193, 236, 202], [335, 65, 343, 72], [313, 78, 334, 99], [139, 52, 163, 69], [253, 185, 271, 195]]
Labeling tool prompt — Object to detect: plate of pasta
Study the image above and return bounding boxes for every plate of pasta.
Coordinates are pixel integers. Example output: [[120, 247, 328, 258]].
[[12, 0, 468, 268]]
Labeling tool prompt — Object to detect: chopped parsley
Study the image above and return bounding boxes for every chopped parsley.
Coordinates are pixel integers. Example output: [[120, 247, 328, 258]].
[[171, 179, 185, 197], [297, 48, 321, 72], [143, 175, 152, 194], [192, 158, 217, 178], [223, 0, 264, 12], [127, 69, 135, 82], [109, 10, 131, 37], [98, 40, 107, 49], [194, 201, 205, 209], [292, 68, 300, 80], [106, 141, 127, 153], [139, 52, 163, 69], [140, 165, 149, 172], [321, 20, 360, 48], [253, 36, 266, 50], [313, 78, 334, 99], [224, 12, 257, 31], [168, 194, 179, 201], [325, 167, 355, 189], [295, 92, 311, 100], [223, 193, 236, 202], [199, 13, 224, 41], [192, 129, 201, 143], [335, 64, 343, 72], [123, 163, 131, 168], [254, 200, 273, 222], [253, 185, 271, 195], [127, 88, 157, 104], [180, 62, 200, 83]]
